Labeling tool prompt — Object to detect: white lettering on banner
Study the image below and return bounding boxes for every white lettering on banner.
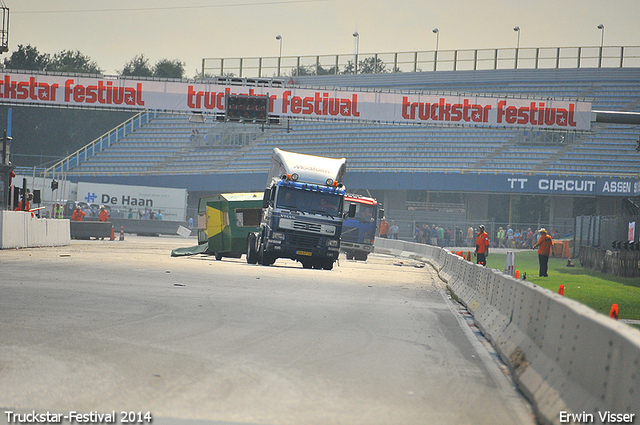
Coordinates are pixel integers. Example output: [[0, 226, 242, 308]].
[[507, 178, 528, 189], [602, 181, 632, 194], [0, 71, 593, 131], [538, 179, 596, 192]]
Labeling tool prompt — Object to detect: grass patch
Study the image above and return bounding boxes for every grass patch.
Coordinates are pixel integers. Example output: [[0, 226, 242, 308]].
[[484, 251, 640, 322]]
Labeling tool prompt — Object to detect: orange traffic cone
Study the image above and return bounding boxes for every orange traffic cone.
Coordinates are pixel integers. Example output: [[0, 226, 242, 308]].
[[466, 251, 471, 261], [515, 270, 520, 279], [609, 304, 619, 320], [558, 285, 565, 296], [110, 225, 115, 241], [119, 226, 125, 241]]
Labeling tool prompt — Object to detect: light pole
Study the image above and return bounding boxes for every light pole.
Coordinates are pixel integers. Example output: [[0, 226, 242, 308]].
[[597, 24, 605, 68], [276, 35, 283, 76], [432, 28, 439, 72], [353, 31, 359, 74], [513, 26, 520, 69]]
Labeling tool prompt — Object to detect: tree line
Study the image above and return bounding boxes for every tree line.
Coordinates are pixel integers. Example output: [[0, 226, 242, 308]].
[[1, 44, 405, 79], [293, 56, 401, 76], [1, 44, 186, 78]]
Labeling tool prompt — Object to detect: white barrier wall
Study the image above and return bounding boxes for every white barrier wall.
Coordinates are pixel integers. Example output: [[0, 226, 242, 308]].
[[374, 238, 640, 425], [0, 211, 70, 249]]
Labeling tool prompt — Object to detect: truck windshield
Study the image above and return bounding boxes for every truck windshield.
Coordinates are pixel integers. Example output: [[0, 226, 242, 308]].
[[350, 203, 376, 223], [276, 186, 342, 217]]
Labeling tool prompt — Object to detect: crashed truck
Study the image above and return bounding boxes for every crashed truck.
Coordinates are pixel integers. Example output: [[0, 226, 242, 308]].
[[247, 148, 355, 270]]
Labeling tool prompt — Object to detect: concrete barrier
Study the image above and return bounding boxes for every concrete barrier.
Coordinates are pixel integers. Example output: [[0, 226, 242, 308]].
[[70, 221, 112, 239], [374, 238, 640, 424], [108, 218, 189, 237], [0, 211, 70, 249]]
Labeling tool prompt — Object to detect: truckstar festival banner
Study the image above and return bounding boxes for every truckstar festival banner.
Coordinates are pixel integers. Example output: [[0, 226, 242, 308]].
[[0, 71, 593, 131]]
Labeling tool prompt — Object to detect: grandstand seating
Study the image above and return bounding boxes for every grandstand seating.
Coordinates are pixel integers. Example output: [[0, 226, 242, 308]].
[[58, 67, 640, 178]]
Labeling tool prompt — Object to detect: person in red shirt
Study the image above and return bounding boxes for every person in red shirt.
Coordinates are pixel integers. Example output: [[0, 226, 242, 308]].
[[98, 205, 109, 222], [71, 206, 86, 221], [533, 228, 553, 277], [475, 224, 490, 266]]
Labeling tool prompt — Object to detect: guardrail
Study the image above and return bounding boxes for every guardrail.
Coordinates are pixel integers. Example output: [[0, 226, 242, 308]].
[[202, 45, 640, 78], [374, 237, 640, 424]]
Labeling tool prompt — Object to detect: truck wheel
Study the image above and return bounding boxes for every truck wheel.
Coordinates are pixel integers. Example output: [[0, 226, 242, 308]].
[[246, 234, 258, 264], [355, 252, 368, 261], [260, 252, 275, 266], [258, 237, 275, 266], [322, 260, 334, 271], [301, 260, 313, 269], [215, 252, 222, 261]]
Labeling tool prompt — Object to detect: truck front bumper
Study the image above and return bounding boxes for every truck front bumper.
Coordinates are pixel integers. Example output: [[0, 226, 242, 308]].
[[340, 241, 374, 253], [266, 239, 340, 261]]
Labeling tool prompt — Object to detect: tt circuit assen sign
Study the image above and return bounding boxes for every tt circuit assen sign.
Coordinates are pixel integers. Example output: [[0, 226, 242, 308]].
[[347, 172, 640, 197], [0, 71, 592, 131], [503, 176, 640, 196]]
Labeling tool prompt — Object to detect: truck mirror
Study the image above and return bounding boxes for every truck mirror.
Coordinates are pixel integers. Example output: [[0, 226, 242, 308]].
[[262, 189, 270, 209], [378, 208, 385, 219], [348, 203, 356, 218]]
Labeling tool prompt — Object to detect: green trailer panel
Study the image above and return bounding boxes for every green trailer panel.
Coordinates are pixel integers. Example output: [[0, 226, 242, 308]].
[[197, 192, 263, 259]]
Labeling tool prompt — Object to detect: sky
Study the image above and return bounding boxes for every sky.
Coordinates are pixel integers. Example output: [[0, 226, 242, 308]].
[[5, 0, 640, 77]]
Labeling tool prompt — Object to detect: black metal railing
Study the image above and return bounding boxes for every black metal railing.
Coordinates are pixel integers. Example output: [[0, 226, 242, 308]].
[[202, 45, 640, 79]]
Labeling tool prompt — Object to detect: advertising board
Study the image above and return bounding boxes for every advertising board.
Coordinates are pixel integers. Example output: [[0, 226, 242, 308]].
[[0, 71, 592, 131], [76, 182, 187, 221]]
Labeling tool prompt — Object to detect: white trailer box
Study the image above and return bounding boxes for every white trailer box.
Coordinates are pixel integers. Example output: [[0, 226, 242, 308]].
[[268, 147, 347, 187]]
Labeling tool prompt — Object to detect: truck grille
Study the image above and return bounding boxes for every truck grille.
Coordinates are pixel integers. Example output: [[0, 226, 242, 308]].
[[341, 227, 359, 243], [289, 232, 321, 249], [292, 221, 322, 232], [279, 217, 336, 236]]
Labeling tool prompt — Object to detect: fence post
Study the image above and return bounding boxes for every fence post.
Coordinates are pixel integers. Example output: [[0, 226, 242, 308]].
[[577, 47, 581, 68]]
